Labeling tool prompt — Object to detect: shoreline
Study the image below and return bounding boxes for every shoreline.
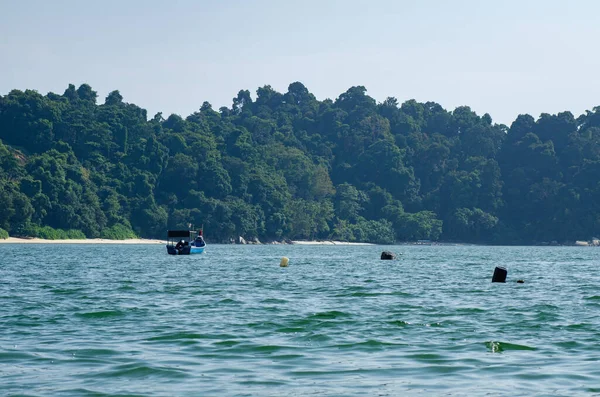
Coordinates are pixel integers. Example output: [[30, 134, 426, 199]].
[[0, 237, 166, 244], [0, 238, 372, 246], [291, 240, 374, 246], [0, 237, 594, 247]]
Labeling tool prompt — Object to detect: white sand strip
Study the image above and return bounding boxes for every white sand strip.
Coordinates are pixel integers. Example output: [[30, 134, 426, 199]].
[[0, 237, 166, 244]]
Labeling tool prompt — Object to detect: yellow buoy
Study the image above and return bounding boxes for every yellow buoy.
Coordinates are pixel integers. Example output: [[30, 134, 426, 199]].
[[280, 257, 289, 267]]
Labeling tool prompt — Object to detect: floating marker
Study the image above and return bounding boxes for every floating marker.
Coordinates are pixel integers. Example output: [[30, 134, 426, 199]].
[[492, 266, 507, 283], [517, 279, 524, 284], [280, 257, 289, 267], [381, 251, 396, 260]]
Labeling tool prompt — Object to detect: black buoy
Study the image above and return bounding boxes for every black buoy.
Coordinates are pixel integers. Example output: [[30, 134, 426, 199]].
[[517, 279, 524, 284], [381, 251, 396, 260], [492, 266, 507, 283]]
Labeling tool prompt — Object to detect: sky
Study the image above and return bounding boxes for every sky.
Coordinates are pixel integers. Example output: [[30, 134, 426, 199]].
[[1, 0, 599, 125]]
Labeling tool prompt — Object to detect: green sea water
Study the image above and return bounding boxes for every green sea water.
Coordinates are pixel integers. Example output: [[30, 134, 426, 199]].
[[1, 244, 600, 396]]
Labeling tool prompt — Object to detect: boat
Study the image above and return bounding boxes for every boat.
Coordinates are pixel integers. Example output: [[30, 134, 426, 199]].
[[166, 229, 206, 255]]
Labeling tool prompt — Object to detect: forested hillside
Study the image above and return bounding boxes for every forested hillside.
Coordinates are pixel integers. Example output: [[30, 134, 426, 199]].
[[1, 83, 599, 244]]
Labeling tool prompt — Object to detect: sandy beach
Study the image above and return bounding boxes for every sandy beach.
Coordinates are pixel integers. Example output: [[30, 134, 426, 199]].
[[0, 237, 166, 244]]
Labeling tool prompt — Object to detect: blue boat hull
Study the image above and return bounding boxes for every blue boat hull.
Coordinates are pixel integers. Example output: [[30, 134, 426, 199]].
[[166, 245, 205, 255], [190, 246, 205, 254]]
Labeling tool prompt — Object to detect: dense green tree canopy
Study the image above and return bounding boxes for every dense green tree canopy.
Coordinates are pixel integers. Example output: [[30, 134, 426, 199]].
[[0, 82, 599, 244]]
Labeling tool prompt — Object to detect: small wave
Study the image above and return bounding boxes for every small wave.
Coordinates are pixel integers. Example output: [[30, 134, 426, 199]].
[[270, 353, 304, 360], [388, 320, 410, 327], [418, 364, 473, 374], [485, 341, 536, 353], [147, 332, 238, 343], [249, 345, 286, 353], [276, 326, 305, 333], [533, 304, 559, 310], [536, 312, 559, 322], [223, 343, 291, 354], [68, 348, 123, 357], [564, 323, 592, 330], [344, 291, 382, 297], [75, 310, 125, 319], [292, 333, 332, 343], [347, 285, 368, 291], [388, 320, 442, 327], [391, 290, 412, 296], [213, 340, 241, 347], [246, 321, 280, 330], [51, 388, 145, 397], [554, 341, 581, 349], [308, 310, 352, 320], [407, 352, 445, 361], [218, 298, 241, 304], [94, 363, 189, 379], [49, 287, 87, 295], [333, 340, 402, 350], [1, 314, 45, 327], [456, 307, 486, 313], [237, 380, 287, 386], [146, 332, 205, 341], [335, 290, 410, 298], [260, 298, 288, 304], [0, 350, 37, 362]]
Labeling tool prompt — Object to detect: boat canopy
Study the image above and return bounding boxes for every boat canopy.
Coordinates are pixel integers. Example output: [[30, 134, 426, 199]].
[[167, 230, 193, 238]]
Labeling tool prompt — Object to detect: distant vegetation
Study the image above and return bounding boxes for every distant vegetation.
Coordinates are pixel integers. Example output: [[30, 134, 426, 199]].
[[0, 83, 599, 244], [100, 224, 138, 240], [22, 225, 86, 240], [0, 227, 8, 239]]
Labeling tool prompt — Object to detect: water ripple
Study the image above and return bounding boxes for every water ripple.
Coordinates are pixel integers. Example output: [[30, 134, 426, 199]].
[[1, 244, 600, 396]]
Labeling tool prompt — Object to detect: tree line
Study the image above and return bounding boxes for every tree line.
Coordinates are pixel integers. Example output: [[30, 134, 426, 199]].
[[1, 82, 599, 244]]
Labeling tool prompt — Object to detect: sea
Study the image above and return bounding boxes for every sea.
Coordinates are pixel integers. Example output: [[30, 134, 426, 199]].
[[1, 243, 600, 396]]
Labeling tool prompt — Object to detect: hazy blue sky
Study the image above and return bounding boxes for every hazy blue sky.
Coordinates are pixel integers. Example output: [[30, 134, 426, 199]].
[[1, 0, 598, 125]]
